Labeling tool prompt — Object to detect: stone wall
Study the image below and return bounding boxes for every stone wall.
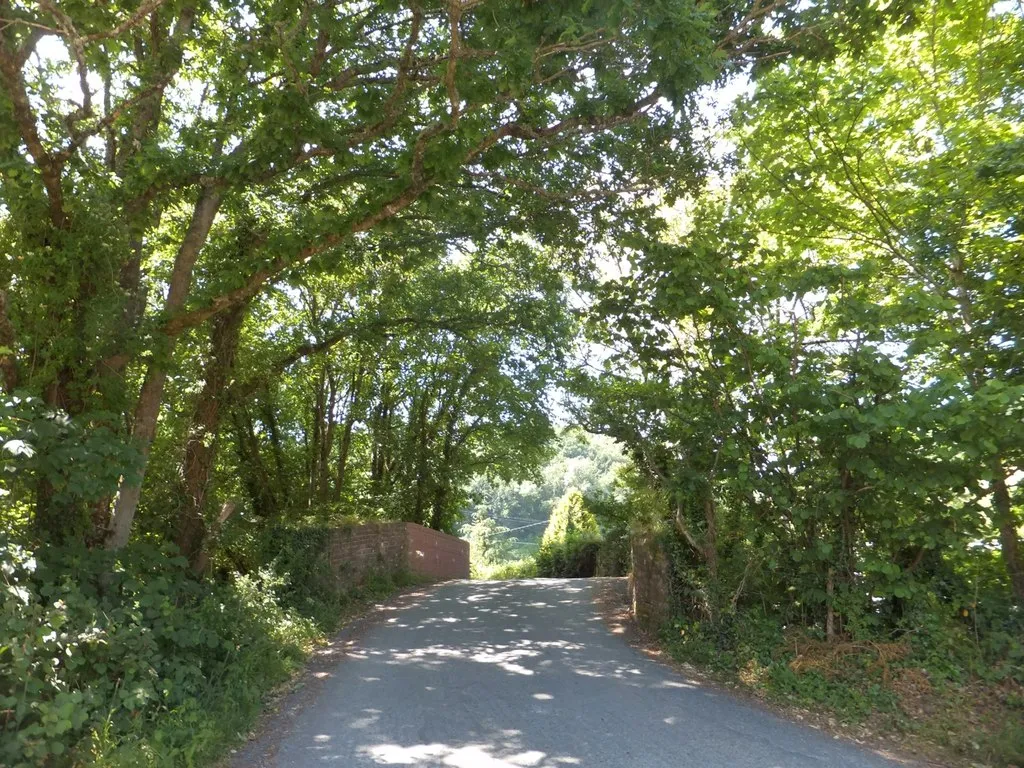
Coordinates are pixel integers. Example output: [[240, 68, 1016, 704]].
[[629, 531, 671, 631], [327, 521, 469, 587]]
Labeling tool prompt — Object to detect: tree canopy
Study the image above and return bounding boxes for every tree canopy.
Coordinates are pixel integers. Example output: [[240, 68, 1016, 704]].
[[576, 0, 1024, 618], [0, 0, 748, 551], [1, 0, 1022, 764]]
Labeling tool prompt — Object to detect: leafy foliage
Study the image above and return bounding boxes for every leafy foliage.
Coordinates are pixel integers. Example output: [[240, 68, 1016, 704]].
[[535, 536, 601, 579], [0, 397, 141, 541], [0, 532, 410, 767], [0, 0, 757, 548], [0, 0, 1019, 763], [579, 0, 1023, 631], [0, 538, 310, 767], [462, 429, 627, 562], [542, 490, 599, 545], [569, 1, 1024, 762]]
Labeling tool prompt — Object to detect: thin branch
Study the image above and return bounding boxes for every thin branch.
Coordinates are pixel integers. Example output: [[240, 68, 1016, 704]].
[[445, 0, 462, 126], [160, 181, 429, 337], [82, 0, 167, 43], [0, 31, 66, 226], [161, 74, 662, 337]]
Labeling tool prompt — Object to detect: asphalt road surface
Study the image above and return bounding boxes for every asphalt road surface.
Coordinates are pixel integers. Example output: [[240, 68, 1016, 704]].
[[255, 578, 902, 767]]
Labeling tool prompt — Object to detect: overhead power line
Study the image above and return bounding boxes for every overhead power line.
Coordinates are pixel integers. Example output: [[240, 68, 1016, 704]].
[[475, 519, 548, 537]]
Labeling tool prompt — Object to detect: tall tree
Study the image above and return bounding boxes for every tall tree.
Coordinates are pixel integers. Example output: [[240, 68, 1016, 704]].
[[724, 0, 1024, 600], [0, 0, 743, 546], [577, 0, 1024, 621]]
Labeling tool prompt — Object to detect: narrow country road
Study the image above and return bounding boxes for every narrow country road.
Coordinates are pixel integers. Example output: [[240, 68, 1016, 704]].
[[244, 579, 902, 768]]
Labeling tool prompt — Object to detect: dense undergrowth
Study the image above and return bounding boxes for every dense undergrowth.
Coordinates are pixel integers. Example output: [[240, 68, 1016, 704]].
[[0, 531, 409, 768], [472, 534, 630, 580], [471, 537, 609, 580], [470, 487, 630, 581], [655, 570, 1024, 766]]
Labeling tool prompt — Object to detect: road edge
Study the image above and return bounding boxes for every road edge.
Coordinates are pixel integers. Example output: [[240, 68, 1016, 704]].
[[221, 581, 445, 768], [589, 577, 949, 768]]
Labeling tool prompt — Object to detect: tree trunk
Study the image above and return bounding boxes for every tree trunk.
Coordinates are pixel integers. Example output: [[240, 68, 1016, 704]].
[[232, 407, 277, 517], [35, 367, 83, 542], [105, 186, 223, 549], [308, 364, 327, 503], [410, 392, 433, 525], [948, 259, 1022, 602], [176, 302, 247, 573], [428, 372, 473, 530], [335, 365, 365, 496], [0, 288, 18, 392], [371, 381, 393, 491], [318, 372, 338, 502], [992, 460, 1024, 603], [826, 567, 836, 641], [703, 494, 719, 582], [262, 398, 290, 507], [190, 501, 236, 577]]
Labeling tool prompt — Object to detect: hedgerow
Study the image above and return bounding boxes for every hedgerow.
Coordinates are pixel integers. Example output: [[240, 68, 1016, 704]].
[[0, 535, 402, 767]]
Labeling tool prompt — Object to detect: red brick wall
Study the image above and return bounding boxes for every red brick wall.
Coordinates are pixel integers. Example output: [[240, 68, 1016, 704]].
[[327, 522, 407, 588], [404, 522, 470, 580], [327, 521, 469, 587]]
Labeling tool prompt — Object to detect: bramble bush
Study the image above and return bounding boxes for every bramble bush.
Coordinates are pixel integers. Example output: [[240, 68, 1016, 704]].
[[0, 532, 394, 767], [219, 520, 348, 630]]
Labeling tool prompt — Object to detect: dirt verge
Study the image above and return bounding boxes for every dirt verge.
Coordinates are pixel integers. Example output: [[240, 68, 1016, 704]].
[[590, 577, 960, 768]]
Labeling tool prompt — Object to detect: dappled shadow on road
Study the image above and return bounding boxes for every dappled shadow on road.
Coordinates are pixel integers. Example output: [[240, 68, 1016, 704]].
[[280, 578, 744, 768], [343, 579, 701, 687], [241, 578, 902, 768]]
